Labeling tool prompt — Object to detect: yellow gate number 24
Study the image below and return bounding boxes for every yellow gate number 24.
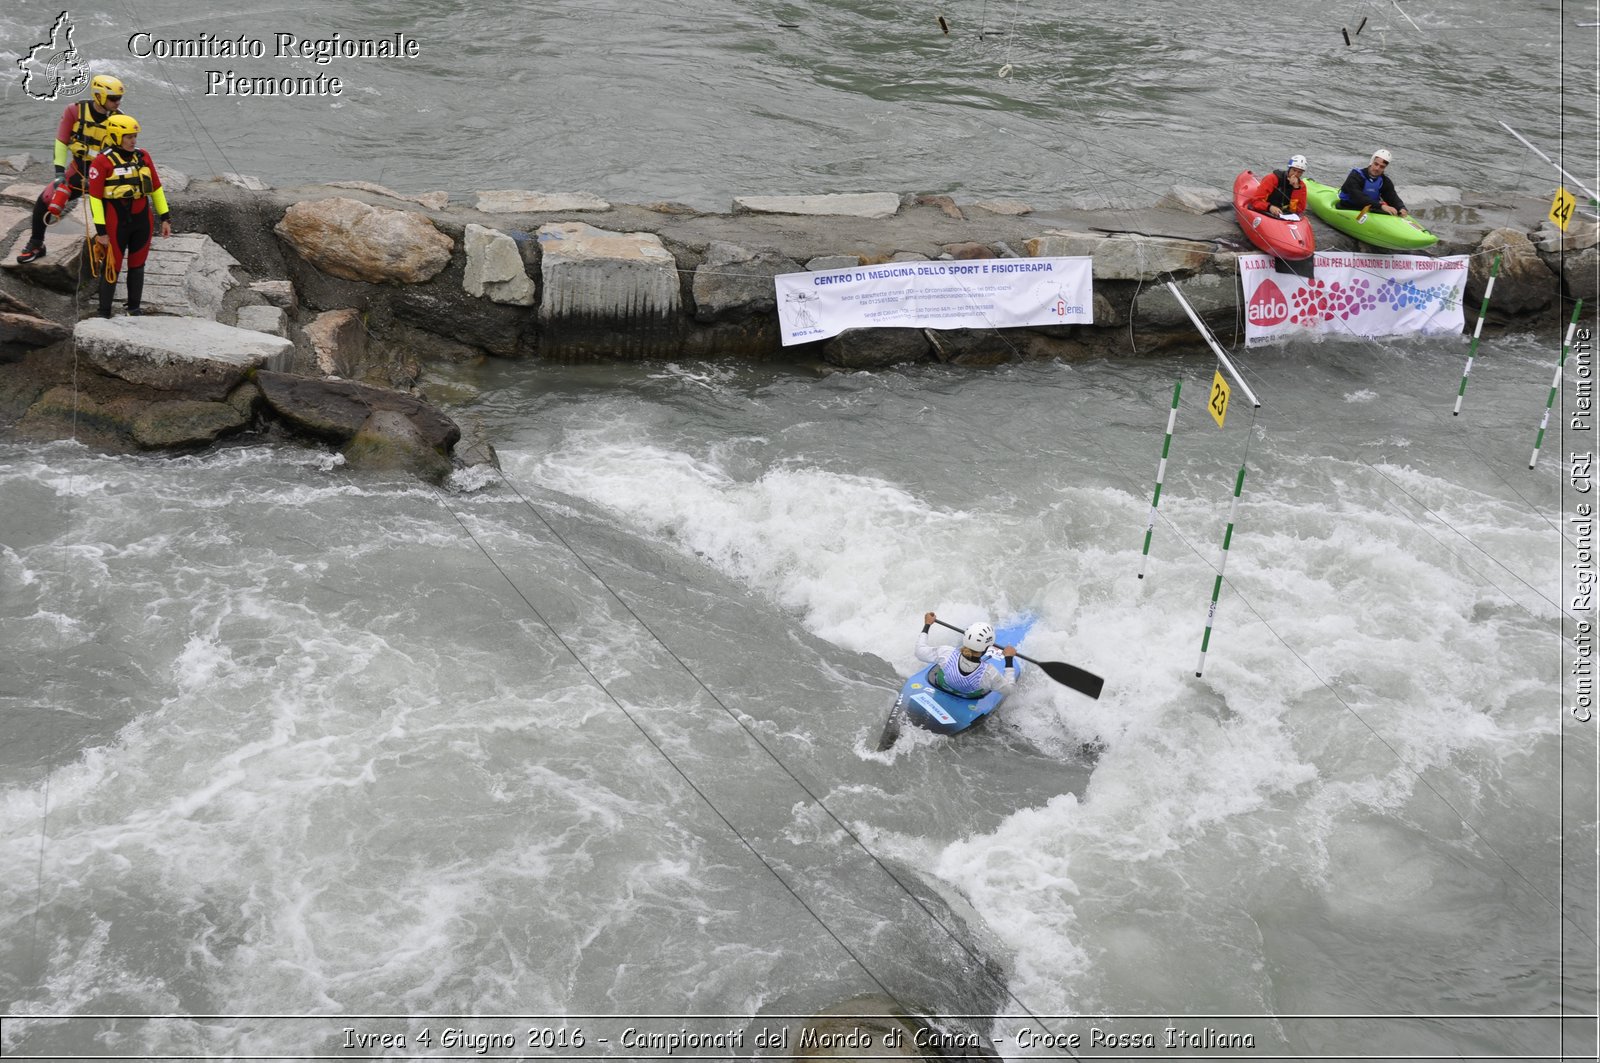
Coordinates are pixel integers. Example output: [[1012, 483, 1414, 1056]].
[[1209, 370, 1231, 429], [1550, 187, 1576, 231]]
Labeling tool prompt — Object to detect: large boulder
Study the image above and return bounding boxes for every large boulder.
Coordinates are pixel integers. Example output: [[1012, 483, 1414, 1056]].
[[1, 204, 84, 294], [255, 370, 459, 451], [1534, 216, 1599, 252], [462, 223, 536, 305], [303, 308, 369, 378], [11, 373, 254, 451], [1026, 230, 1212, 280], [274, 197, 454, 284], [1556, 245, 1599, 303], [129, 392, 255, 449], [1129, 272, 1238, 329], [341, 409, 453, 483], [822, 327, 930, 368], [74, 317, 293, 401], [1470, 228, 1557, 315], [691, 241, 802, 323], [1, 311, 70, 352]]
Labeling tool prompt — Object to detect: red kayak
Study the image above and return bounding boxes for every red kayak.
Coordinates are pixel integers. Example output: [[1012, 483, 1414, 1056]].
[[1232, 170, 1315, 265]]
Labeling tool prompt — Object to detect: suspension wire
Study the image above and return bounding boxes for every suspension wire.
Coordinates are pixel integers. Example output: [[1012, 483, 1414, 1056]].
[[27, 168, 103, 1001], [424, 488, 898, 1004], [115, 0, 247, 180], [427, 480, 1071, 1051], [1225, 356, 1576, 630], [1085, 369, 1595, 951]]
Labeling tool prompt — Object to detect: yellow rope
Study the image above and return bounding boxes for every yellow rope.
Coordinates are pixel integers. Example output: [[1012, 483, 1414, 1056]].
[[79, 191, 115, 286]]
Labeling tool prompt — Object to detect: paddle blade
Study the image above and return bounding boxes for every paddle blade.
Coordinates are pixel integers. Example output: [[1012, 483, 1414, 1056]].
[[1036, 659, 1105, 699], [875, 701, 905, 751]]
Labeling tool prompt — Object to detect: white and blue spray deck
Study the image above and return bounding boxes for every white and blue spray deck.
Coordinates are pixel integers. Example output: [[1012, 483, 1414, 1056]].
[[877, 616, 1105, 749]]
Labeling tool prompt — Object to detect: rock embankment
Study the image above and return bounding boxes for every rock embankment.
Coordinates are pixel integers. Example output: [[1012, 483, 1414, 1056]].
[[1, 159, 1592, 474]]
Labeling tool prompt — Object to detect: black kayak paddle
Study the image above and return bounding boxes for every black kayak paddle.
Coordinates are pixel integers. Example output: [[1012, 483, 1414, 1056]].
[[932, 618, 1104, 700]]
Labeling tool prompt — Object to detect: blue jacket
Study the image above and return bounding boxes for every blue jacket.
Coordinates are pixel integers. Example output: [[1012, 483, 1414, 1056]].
[[1337, 164, 1406, 212]]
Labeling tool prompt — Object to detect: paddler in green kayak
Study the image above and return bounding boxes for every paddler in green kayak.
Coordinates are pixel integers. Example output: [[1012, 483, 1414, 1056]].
[[1336, 149, 1412, 221]]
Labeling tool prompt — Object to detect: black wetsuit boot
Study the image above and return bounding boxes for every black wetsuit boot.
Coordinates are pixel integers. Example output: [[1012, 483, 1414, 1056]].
[[98, 275, 116, 319], [126, 266, 144, 315]]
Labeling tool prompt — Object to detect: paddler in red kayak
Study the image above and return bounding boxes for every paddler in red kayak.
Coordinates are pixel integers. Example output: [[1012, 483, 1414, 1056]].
[[1249, 154, 1308, 219]]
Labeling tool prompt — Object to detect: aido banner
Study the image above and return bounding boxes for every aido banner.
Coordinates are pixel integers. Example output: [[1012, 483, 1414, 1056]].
[[774, 258, 1093, 345], [1239, 252, 1469, 346]]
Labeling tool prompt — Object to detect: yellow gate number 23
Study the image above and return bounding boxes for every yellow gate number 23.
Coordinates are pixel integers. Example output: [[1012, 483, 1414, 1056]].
[[1209, 370, 1231, 429], [1550, 187, 1577, 231]]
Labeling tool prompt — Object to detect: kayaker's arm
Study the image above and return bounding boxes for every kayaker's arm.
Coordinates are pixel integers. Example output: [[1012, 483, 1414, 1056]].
[[1379, 176, 1409, 216], [979, 649, 1019, 694]]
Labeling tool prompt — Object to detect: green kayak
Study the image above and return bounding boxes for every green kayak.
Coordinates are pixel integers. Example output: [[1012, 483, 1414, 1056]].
[[1304, 179, 1438, 250]]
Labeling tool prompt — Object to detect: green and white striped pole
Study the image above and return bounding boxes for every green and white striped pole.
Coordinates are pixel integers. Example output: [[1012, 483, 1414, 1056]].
[[1138, 379, 1182, 579], [1196, 464, 1247, 677], [1529, 299, 1585, 469], [1453, 253, 1500, 416]]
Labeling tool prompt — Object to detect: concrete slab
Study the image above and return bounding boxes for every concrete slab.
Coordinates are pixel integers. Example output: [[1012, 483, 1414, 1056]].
[[971, 198, 1033, 216], [132, 233, 241, 319], [536, 221, 679, 323], [732, 193, 901, 219], [235, 305, 287, 336], [330, 181, 449, 211], [74, 316, 294, 399], [475, 190, 610, 213]]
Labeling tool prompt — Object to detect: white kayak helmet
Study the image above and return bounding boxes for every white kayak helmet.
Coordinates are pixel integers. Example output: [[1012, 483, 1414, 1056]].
[[1372, 148, 1393, 163], [962, 622, 995, 655], [1287, 154, 1307, 172]]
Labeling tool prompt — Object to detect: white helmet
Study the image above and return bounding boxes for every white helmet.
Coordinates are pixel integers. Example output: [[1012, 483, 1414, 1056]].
[[1287, 154, 1307, 172], [962, 622, 995, 655], [1372, 148, 1393, 163]]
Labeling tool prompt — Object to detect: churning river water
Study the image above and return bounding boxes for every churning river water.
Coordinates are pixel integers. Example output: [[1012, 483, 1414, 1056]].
[[1, 0, 1596, 1059]]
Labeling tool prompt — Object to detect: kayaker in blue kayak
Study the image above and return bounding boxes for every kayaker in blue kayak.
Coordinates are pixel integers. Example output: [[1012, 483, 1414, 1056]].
[[916, 612, 1019, 697], [1336, 149, 1411, 219]]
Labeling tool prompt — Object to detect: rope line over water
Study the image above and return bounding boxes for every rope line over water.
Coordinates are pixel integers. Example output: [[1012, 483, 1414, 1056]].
[[428, 477, 1073, 1053]]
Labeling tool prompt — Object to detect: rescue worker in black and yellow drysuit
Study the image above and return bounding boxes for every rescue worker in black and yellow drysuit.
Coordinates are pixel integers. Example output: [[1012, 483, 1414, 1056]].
[[17, 73, 125, 264], [86, 115, 173, 319]]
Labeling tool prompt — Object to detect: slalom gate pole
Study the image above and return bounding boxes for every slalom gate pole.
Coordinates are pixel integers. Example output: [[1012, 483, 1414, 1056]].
[[1453, 254, 1500, 416], [1165, 281, 1261, 407], [1196, 464, 1246, 678], [1138, 379, 1182, 579], [1529, 300, 1585, 469], [1499, 121, 1600, 209]]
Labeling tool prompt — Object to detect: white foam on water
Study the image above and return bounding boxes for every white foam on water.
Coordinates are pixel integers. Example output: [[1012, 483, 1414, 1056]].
[[512, 372, 1566, 1025]]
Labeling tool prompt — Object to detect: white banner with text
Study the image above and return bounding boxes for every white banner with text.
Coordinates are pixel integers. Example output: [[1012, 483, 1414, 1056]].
[[1240, 252, 1469, 346], [774, 258, 1094, 345]]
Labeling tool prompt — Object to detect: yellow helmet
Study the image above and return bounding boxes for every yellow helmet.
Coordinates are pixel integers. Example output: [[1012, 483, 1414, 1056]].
[[102, 114, 140, 147], [91, 74, 124, 109]]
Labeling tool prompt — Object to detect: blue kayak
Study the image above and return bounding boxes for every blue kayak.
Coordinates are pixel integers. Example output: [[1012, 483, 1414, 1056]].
[[877, 618, 1035, 747]]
